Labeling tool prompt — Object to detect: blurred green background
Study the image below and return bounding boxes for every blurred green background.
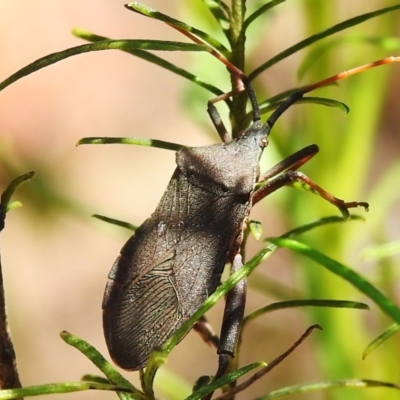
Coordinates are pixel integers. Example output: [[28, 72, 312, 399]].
[[0, 1, 399, 399]]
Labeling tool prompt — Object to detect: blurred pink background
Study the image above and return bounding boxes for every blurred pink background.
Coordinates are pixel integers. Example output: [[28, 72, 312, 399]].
[[0, 1, 399, 400]]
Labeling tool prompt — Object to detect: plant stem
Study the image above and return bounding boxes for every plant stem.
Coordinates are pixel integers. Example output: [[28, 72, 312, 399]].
[[229, 0, 248, 136]]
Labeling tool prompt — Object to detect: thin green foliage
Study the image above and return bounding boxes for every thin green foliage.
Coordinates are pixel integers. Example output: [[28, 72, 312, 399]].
[[0, 171, 35, 213], [244, 0, 287, 30], [0, 382, 133, 400], [256, 379, 400, 399], [77, 136, 185, 152], [363, 323, 400, 359], [72, 29, 225, 97], [1, 1, 399, 399], [249, 3, 400, 80], [249, 219, 263, 240], [298, 35, 400, 80], [268, 238, 400, 325], [91, 214, 137, 232], [125, 2, 230, 56], [362, 239, 400, 261], [202, 0, 230, 33], [243, 299, 369, 329], [0, 40, 208, 94], [60, 331, 140, 400], [186, 362, 266, 400]]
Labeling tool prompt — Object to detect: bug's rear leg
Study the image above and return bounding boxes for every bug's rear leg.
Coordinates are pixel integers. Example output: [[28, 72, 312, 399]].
[[253, 144, 369, 216], [202, 254, 246, 400], [193, 316, 220, 349], [217, 254, 246, 377]]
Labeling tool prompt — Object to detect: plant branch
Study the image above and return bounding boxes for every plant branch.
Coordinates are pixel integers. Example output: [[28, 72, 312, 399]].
[[0, 172, 35, 396]]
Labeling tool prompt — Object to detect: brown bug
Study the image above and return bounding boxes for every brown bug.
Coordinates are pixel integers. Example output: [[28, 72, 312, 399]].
[[102, 75, 368, 373]]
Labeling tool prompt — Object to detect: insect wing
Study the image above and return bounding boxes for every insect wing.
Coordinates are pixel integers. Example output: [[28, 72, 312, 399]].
[[103, 205, 184, 370], [103, 138, 263, 371]]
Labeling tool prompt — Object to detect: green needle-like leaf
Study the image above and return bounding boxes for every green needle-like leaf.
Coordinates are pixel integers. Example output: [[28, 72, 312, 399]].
[[268, 238, 400, 325], [249, 220, 263, 241], [202, 0, 230, 33], [0, 40, 208, 94], [60, 331, 144, 400], [256, 379, 400, 399], [0, 382, 132, 400], [242, 95, 348, 127], [260, 95, 349, 115], [363, 323, 400, 359], [0, 171, 35, 225], [243, 299, 369, 328], [249, 4, 400, 80], [361, 239, 400, 261], [278, 215, 364, 239], [187, 362, 265, 400], [77, 136, 185, 152], [92, 214, 137, 231], [298, 35, 400, 81], [244, 0, 287, 30], [126, 2, 230, 57], [81, 375, 111, 385], [142, 349, 167, 398], [72, 29, 225, 97]]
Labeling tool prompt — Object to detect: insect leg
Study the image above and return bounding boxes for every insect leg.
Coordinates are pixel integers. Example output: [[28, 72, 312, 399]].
[[258, 144, 319, 184], [241, 76, 261, 124], [193, 316, 220, 349], [215, 254, 247, 383], [253, 145, 369, 216], [206, 76, 263, 142], [207, 99, 232, 143]]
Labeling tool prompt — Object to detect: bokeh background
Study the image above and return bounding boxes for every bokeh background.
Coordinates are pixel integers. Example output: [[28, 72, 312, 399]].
[[0, 1, 399, 399]]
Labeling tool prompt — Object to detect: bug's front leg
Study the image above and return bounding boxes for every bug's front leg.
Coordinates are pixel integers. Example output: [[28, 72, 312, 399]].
[[207, 99, 232, 143]]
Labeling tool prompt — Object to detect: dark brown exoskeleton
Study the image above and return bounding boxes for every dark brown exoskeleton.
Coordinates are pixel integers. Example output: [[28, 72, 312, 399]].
[[102, 77, 368, 374]]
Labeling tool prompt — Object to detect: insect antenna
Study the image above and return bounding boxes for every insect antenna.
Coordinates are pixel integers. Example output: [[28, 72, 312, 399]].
[[260, 55, 400, 135], [264, 90, 304, 136], [239, 75, 304, 139], [240, 75, 262, 125]]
